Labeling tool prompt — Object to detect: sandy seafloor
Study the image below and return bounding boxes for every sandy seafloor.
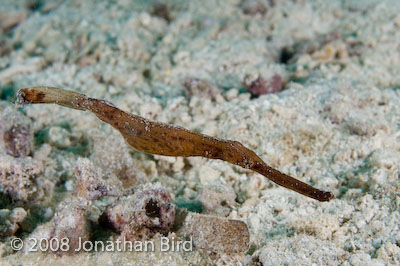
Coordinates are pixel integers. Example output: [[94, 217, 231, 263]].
[[1, 0, 400, 265]]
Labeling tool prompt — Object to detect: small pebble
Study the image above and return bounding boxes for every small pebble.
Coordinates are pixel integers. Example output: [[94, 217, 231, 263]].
[[199, 183, 236, 216], [0, 207, 27, 237], [48, 199, 90, 254], [178, 212, 250, 253], [0, 154, 42, 201], [104, 183, 175, 241], [0, 105, 33, 157], [245, 75, 285, 97], [225, 88, 239, 101], [75, 158, 121, 201]]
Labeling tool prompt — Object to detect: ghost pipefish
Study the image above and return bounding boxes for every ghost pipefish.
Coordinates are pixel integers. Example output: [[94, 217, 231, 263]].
[[15, 86, 334, 202]]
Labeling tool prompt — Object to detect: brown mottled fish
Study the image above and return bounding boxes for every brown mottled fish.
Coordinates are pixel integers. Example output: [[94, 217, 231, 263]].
[[16, 86, 334, 202]]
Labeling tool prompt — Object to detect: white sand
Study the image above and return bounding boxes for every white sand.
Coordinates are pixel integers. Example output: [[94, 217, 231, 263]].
[[1, 0, 400, 265]]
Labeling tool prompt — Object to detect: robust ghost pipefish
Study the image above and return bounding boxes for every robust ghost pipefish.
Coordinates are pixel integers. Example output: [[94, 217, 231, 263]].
[[16, 86, 334, 202]]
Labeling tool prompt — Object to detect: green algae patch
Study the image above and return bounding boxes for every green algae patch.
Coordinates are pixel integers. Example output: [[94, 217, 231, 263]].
[[174, 198, 203, 213], [0, 84, 16, 101]]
